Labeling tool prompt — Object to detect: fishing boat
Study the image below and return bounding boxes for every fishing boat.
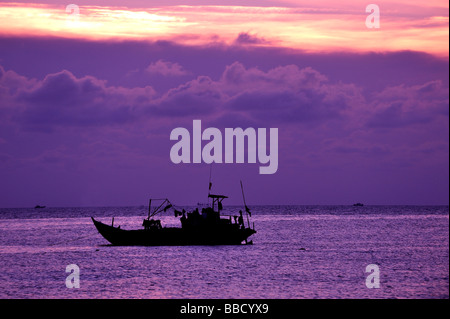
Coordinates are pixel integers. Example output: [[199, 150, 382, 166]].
[[92, 182, 256, 246]]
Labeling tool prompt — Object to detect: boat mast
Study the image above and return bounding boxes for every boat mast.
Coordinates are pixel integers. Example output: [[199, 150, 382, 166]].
[[147, 199, 152, 220], [240, 180, 251, 228], [208, 164, 212, 206]]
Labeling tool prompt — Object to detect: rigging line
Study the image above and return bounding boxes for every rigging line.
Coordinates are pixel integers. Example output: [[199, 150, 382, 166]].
[[148, 199, 169, 218], [147, 199, 187, 218]]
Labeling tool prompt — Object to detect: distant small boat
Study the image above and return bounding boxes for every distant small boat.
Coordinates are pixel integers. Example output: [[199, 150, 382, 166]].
[[34, 205, 46, 209], [353, 203, 364, 207]]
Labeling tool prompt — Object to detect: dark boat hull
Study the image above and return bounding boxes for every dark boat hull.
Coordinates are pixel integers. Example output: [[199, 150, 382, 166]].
[[91, 217, 256, 246]]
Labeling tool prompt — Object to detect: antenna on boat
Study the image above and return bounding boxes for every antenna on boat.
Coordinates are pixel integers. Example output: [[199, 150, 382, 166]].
[[148, 199, 152, 220], [208, 164, 213, 204], [240, 180, 251, 228]]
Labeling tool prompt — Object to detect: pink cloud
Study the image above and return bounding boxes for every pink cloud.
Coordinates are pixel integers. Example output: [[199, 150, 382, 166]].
[[234, 32, 267, 45], [0, 2, 448, 56], [146, 60, 188, 77], [2, 61, 448, 132], [9, 69, 155, 130]]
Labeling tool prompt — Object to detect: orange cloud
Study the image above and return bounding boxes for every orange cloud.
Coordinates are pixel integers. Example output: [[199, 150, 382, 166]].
[[0, 2, 448, 56]]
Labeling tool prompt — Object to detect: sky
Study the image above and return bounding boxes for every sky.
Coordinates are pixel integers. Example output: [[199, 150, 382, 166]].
[[0, 1, 448, 207]]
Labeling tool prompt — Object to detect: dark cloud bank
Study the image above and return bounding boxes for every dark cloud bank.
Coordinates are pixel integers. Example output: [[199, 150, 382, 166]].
[[0, 36, 448, 206]]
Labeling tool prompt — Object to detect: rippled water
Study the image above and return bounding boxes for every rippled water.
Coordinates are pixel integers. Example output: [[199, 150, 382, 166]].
[[0, 206, 448, 299]]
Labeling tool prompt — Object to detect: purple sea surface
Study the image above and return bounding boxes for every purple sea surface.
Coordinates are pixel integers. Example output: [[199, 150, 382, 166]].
[[0, 205, 448, 298]]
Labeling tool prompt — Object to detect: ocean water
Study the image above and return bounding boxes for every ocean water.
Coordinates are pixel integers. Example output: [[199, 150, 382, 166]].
[[0, 205, 448, 299]]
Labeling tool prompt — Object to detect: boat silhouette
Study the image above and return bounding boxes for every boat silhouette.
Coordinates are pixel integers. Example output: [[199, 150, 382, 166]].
[[92, 183, 256, 246]]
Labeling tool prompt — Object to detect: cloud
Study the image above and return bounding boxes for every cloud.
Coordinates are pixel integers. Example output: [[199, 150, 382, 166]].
[[149, 75, 223, 117], [0, 65, 36, 96], [139, 61, 365, 125], [9, 69, 156, 131], [234, 32, 267, 45], [0, 47, 448, 206], [2, 60, 447, 134], [1, 2, 448, 56], [0, 66, 37, 125], [146, 60, 188, 76], [367, 80, 449, 128], [221, 62, 328, 89], [218, 62, 365, 125]]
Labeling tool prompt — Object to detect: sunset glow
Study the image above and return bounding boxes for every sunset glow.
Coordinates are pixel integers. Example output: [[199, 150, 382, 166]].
[[0, 2, 448, 55]]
